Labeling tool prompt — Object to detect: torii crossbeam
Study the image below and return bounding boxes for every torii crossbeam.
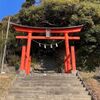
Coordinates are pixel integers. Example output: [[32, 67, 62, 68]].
[[11, 22, 83, 75]]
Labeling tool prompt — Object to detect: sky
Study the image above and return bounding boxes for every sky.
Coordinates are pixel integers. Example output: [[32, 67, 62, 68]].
[[0, 0, 40, 21], [0, 0, 25, 20]]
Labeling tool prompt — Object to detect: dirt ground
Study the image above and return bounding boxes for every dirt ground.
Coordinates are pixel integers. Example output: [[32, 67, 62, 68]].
[[0, 74, 15, 98], [80, 71, 100, 100]]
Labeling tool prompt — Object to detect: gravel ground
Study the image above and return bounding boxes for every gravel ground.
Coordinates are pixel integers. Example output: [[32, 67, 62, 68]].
[[80, 71, 100, 100], [0, 74, 15, 98]]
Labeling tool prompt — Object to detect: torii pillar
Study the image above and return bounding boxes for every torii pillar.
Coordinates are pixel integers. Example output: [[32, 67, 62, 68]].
[[65, 33, 71, 73], [25, 32, 32, 74]]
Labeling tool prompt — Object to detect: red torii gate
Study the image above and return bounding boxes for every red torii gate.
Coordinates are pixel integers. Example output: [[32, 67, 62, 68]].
[[11, 23, 83, 75]]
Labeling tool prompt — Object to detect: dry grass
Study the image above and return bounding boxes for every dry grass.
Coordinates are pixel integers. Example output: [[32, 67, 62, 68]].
[[0, 74, 15, 98], [80, 71, 100, 100], [80, 71, 95, 80]]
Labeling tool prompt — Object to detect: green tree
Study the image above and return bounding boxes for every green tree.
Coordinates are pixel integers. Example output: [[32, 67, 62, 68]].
[[1, 0, 100, 71], [22, 0, 35, 8]]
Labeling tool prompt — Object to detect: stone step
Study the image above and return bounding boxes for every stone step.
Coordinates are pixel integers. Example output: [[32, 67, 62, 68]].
[[17, 73, 77, 78], [14, 81, 82, 87], [17, 74, 77, 77], [13, 82, 82, 87], [33, 71, 56, 73], [16, 78, 79, 82], [9, 88, 87, 93], [9, 87, 87, 95], [15, 81, 81, 85], [15, 78, 80, 82], [9, 91, 89, 96], [14, 84, 86, 90], [16, 76, 78, 81], [10, 85, 86, 90], [6, 94, 91, 100], [7, 93, 91, 97], [13, 81, 83, 87]]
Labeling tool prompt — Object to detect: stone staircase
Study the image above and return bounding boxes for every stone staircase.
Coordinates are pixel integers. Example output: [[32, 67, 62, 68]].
[[2, 73, 92, 100]]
